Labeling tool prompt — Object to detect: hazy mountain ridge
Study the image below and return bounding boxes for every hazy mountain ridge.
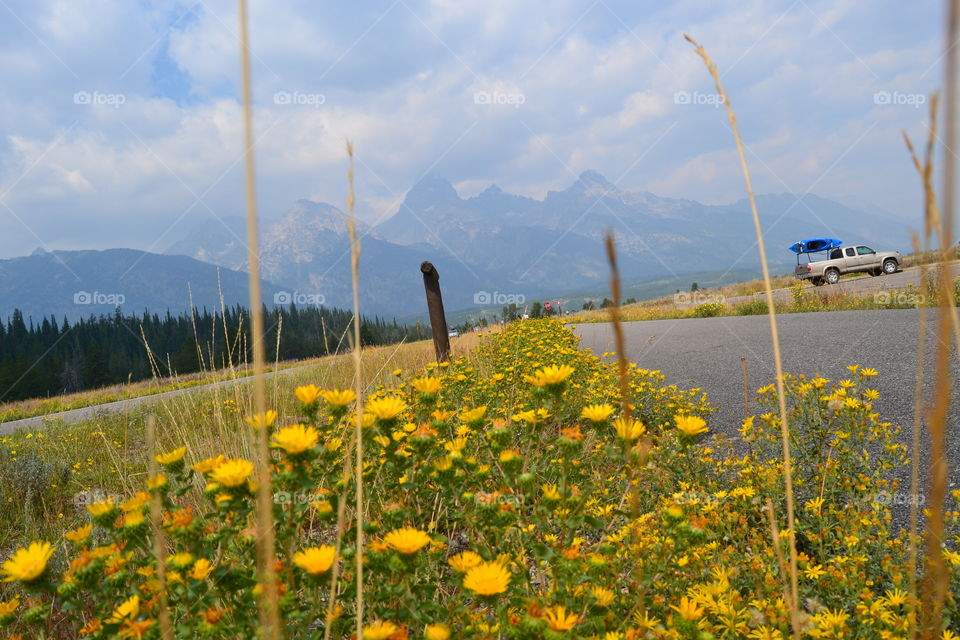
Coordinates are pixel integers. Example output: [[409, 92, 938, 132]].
[[0, 248, 285, 322], [0, 171, 907, 322], [157, 171, 914, 318]]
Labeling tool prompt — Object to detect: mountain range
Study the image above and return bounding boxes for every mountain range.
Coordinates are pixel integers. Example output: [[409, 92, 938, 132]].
[[0, 171, 916, 321]]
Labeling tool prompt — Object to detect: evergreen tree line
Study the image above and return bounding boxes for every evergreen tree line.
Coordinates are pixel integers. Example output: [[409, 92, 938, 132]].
[[0, 304, 429, 402]]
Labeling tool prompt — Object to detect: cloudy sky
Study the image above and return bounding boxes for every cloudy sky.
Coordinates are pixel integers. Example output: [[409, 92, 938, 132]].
[[0, 0, 947, 259]]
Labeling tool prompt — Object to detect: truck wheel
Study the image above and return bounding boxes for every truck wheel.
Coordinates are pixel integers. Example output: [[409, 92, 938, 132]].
[[825, 269, 840, 285], [882, 259, 898, 274]]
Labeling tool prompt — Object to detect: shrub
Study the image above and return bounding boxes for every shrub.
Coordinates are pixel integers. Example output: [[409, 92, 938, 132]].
[[692, 302, 724, 318], [734, 298, 769, 315], [0, 319, 956, 638]]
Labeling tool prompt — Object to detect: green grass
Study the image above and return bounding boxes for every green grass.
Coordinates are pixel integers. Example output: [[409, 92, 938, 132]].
[[0, 335, 473, 549], [565, 266, 960, 324]]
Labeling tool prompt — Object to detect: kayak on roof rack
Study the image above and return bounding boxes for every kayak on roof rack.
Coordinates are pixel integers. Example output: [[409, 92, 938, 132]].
[[788, 238, 843, 254]]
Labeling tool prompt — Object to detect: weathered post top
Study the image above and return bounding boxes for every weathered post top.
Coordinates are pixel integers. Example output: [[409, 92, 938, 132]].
[[420, 261, 451, 362]]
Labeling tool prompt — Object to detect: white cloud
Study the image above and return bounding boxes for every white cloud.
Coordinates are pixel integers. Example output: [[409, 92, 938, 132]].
[[0, 0, 944, 257]]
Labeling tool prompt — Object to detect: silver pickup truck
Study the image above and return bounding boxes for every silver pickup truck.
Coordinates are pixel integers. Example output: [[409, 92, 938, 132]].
[[795, 245, 901, 285]]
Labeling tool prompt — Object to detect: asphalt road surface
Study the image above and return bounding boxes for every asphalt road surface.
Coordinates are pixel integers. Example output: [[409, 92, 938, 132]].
[[574, 309, 960, 492], [0, 363, 318, 435]]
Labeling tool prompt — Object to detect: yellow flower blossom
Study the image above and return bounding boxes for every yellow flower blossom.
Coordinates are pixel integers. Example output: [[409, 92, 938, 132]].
[[366, 396, 408, 421], [383, 527, 432, 554], [524, 364, 575, 387], [245, 410, 278, 429], [411, 376, 442, 394], [155, 446, 186, 466], [270, 424, 320, 455], [613, 417, 645, 440], [675, 415, 708, 437], [294, 384, 322, 404], [581, 403, 616, 422], [210, 458, 254, 487], [463, 561, 510, 596], [293, 546, 337, 575], [362, 621, 399, 640], [1, 541, 54, 583]]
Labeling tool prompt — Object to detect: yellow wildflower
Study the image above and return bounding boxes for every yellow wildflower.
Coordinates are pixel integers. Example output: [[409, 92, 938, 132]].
[[1, 541, 54, 583], [293, 546, 337, 575], [448, 551, 483, 573], [542, 605, 578, 632], [613, 417, 646, 441], [424, 623, 451, 640], [362, 621, 399, 640], [524, 364, 575, 387], [189, 558, 214, 580], [245, 410, 278, 429], [270, 424, 320, 455], [383, 527, 431, 554], [366, 396, 408, 421], [581, 403, 616, 422], [210, 459, 254, 487], [294, 384, 322, 404], [411, 376, 442, 394], [321, 388, 357, 406], [463, 561, 510, 596], [155, 446, 186, 466], [675, 415, 708, 437]]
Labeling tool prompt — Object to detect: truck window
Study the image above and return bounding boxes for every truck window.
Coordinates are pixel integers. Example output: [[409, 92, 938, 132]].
[[844, 247, 856, 257], [830, 249, 842, 259], [856, 246, 875, 255]]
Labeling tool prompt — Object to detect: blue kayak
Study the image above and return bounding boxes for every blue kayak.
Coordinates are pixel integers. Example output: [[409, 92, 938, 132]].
[[789, 238, 842, 254]]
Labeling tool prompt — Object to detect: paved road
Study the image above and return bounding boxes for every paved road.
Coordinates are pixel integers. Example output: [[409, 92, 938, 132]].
[[574, 309, 960, 491], [0, 362, 321, 435]]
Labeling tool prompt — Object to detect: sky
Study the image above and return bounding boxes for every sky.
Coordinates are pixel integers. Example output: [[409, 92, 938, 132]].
[[0, 0, 948, 259]]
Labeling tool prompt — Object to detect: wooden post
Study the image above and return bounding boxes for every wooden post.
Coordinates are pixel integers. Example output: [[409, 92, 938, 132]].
[[421, 261, 451, 362]]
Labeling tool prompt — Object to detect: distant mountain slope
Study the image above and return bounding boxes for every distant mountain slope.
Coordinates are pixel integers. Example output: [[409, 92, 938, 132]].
[[376, 171, 915, 295], [0, 249, 284, 322], [164, 173, 916, 318], [166, 200, 511, 317]]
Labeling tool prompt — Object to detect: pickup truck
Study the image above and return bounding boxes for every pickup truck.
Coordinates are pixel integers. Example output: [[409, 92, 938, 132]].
[[795, 245, 901, 285]]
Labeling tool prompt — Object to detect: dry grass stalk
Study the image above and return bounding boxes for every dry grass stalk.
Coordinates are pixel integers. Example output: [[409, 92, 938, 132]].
[[603, 232, 633, 423], [604, 232, 655, 622], [902, 94, 938, 635], [684, 34, 801, 637], [919, 1, 958, 634], [146, 416, 172, 640], [764, 500, 791, 606], [236, 1, 280, 636], [346, 141, 366, 639]]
